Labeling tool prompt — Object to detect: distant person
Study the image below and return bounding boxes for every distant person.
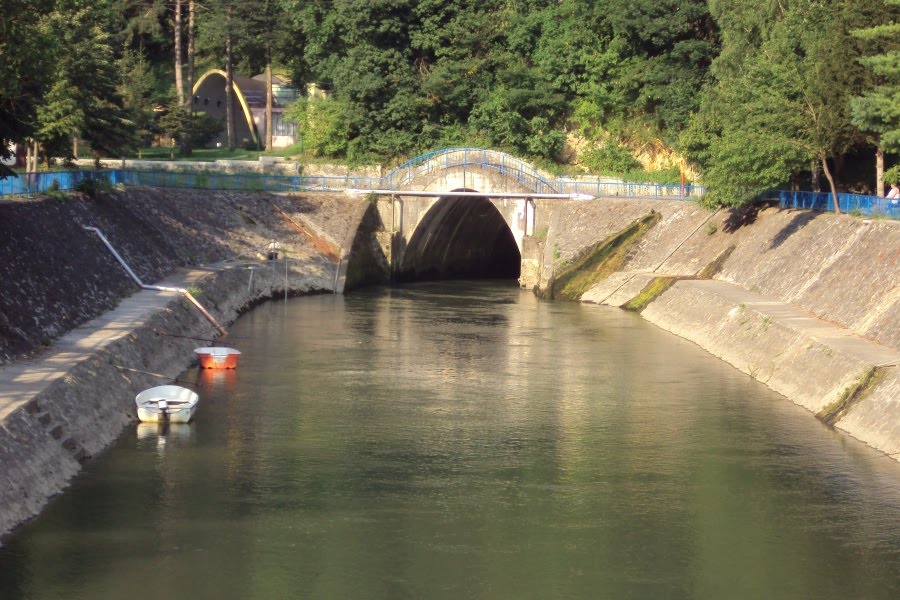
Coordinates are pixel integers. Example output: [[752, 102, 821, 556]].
[[887, 183, 900, 200], [266, 239, 280, 260]]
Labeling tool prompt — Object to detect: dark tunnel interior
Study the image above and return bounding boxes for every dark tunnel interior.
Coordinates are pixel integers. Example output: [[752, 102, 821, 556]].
[[397, 195, 521, 283]]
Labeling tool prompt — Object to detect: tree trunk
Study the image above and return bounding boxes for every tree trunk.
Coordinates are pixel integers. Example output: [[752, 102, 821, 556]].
[[181, 0, 195, 157], [187, 0, 195, 102], [25, 140, 33, 173], [174, 0, 184, 106], [265, 60, 273, 152], [27, 140, 38, 173], [821, 154, 841, 214], [811, 160, 821, 192], [876, 144, 884, 197], [225, 6, 235, 149]]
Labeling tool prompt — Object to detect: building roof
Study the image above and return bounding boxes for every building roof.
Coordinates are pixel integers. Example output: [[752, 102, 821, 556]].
[[232, 75, 268, 108]]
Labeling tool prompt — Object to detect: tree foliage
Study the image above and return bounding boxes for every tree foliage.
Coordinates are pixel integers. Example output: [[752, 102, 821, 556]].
[[850, 0, 900, 183], [1, 0, 897, 207], [683, 0, 863, 209]]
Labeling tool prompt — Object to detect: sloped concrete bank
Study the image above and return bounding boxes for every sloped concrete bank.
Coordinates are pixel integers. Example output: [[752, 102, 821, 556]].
[[0, 261, 333, 542], [0, 187, 358, 542], [534, 199, 900, 461]]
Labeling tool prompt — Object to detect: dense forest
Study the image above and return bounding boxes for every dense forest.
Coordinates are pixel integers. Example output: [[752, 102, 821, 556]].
[[2, 0, 900, 206]]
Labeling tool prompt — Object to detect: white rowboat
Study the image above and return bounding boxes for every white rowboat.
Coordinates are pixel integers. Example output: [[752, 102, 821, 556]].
[[135, 385, 199, 423]]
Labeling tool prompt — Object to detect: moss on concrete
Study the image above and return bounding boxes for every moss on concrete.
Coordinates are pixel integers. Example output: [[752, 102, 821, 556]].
[[550, 211, 661, 300], [623, 277, 677, 312], [817, 367, 882, 426]]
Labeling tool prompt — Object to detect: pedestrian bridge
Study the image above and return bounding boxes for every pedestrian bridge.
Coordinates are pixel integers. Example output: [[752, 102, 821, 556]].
[[334, 148, 697, 289], [355, 149, 567, 283]]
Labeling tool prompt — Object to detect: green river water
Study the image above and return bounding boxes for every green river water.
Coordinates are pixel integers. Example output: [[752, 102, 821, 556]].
[[1, 282, 899, 599]]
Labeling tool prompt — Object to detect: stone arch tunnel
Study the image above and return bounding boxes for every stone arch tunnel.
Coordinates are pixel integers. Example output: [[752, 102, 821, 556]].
[[337, 151, 553, 291], [396, 192, 521, 283]]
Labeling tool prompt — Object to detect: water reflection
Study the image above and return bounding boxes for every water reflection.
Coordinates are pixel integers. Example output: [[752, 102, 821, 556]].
[[135, 422, 193, 445], [1, 282, 899, 600]]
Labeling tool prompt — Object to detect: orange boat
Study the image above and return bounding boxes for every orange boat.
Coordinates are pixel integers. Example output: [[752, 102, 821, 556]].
[[194, 346, 241, 369]]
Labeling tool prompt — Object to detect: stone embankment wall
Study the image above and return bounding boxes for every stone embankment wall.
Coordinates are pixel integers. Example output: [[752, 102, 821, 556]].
[[0, 188, 358, 365], [0, 187, 360, 541], [532, 199, 900, 460]]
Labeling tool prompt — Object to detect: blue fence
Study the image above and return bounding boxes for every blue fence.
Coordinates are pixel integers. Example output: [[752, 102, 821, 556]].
[[0, 170, 125, 196], [774, 190, 898, 219], [0, 167, 699, 199], [2, 166, 898, 220]]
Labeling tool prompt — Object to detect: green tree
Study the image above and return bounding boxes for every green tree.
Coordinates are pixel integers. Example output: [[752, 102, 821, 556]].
[[36, 2, 137, 165], [684, 0, 859, 212], [286, 97, 350, 157], [605, 0, 718, 138], [0, 0, 57, 171], [118, 49, 158, 155], [849, 0, 900, 193]]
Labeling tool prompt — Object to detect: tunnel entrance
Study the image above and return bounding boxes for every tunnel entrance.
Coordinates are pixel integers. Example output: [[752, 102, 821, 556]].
[[397, 194, 521, 283]]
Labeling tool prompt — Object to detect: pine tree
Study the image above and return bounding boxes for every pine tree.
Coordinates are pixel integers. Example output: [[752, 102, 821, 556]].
[[850, 0, 900, 194], [36, 2, 137, 165]]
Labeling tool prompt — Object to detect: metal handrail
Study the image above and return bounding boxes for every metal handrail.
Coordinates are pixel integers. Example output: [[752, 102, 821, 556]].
[[3, 156, 896, 219]]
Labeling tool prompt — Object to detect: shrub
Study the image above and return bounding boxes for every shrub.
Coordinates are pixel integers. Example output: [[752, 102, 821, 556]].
[[581, 141, 642, 176], [190, 112, 226, 147]]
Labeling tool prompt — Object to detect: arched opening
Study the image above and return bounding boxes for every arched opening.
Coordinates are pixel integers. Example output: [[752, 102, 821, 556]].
[[398, 193, 521, 283]]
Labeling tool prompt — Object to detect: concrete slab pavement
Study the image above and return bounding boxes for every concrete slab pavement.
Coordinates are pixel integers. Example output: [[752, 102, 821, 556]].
[[0, 268, 213, 421]]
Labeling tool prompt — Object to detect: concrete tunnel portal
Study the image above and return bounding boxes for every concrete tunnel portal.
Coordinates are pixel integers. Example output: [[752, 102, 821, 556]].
[[397, 193, 521, 283]]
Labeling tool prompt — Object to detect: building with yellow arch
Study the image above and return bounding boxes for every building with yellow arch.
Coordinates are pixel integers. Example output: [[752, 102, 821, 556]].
[[191, 69, 299, 149]]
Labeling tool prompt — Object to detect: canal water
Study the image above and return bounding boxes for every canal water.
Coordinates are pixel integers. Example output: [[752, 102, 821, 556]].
[[1, 282, 899, 599]]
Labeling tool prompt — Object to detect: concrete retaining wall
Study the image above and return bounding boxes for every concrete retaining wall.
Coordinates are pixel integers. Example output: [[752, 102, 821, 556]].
[[0, 262, 332, 541], [536, 198, 900, 461], [0, 187, 358, 542]]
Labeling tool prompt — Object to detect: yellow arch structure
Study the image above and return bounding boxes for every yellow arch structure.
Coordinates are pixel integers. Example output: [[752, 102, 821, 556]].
[[192, 69, 259, 146]]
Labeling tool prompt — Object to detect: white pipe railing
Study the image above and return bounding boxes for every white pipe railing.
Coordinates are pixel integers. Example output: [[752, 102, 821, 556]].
[[83, 226, 227, 336], [344, 189, 595, 200]]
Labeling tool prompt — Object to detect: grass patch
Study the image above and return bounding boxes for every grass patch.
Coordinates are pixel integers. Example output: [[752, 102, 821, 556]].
[[698, 245, 736, 279], [549, 211, 661, 300], [131, 147, 265, 162], [622, 277, 676, 312], [816, 367, 882, 426]]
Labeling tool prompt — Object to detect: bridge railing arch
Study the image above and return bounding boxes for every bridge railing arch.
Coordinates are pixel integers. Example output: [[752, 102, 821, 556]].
[[383, 148, 559, 193]]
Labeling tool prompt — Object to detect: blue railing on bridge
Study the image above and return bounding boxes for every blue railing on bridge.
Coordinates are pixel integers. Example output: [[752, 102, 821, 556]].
[[553, 178, 704, 199], [383, 147, 560, 193]]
